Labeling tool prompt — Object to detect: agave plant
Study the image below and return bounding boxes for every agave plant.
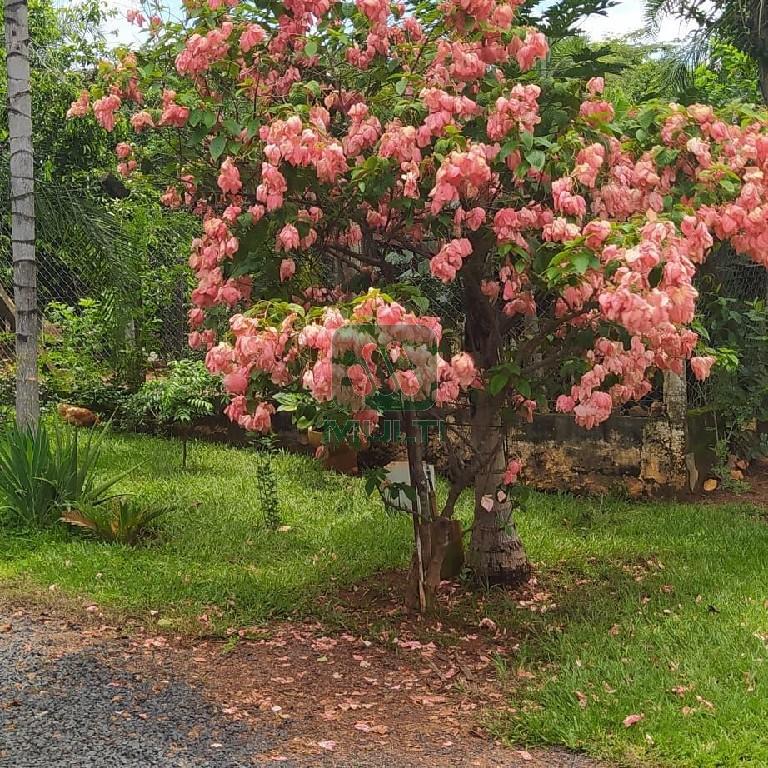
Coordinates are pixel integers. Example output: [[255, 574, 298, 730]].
[[60, 498, 168, 546], [48, 425, 132, 509], [0, 422, 133, 529], [0, 424, 59, 528]]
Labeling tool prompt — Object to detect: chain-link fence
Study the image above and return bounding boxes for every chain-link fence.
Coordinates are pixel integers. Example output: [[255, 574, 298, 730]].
[[0, 171, 197, 372], [689, 245, 768, 411]]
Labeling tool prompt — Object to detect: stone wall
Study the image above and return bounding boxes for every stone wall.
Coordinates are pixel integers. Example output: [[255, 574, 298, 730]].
[[506, 412, 689, 497]]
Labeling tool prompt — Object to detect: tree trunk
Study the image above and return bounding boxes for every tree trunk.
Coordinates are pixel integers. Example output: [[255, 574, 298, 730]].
[[405, 516, 461, 612], [5, 0, 38, 430], [402, 410, 436, 612], [468, 391, 531, 587], [760, 59, 768, 106], [401, 411, 464, 612]]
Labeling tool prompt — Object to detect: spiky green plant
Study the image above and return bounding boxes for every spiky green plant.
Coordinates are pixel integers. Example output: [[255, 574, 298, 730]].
[[0, 422, 133, 529], [0, 424, 59, 528], [60, 498, 168, 545]]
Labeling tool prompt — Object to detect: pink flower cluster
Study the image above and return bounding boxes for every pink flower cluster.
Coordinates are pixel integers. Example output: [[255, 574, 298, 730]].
[[176, 22, 234, 75], [511, 29, 549, 72], [557, 337, 654, 428], [130, 110, 155, 133], [486, 85, 541, 140], [259, 115, 348, 195], [158, 90, 189, 128], [574, 143, 605, 188], [116, 142, 137, 177], [343, 103, 382, 157], [552, 177, 587, 218], [217, 157, 242, 196], [430, 238, 473, 283], [126, 9, 145, 26], [430, 145, 492, 214], [493, 206, 549, 248], [66, 91, 89, 119], [186, 215, 252, 327], [240, 23, 267, 53], [93, 94, 121, 132]]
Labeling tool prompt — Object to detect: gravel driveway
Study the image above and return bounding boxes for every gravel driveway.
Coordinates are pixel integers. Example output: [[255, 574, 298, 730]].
[[0, 609, 607, 768], [0, 613, 290, 768]]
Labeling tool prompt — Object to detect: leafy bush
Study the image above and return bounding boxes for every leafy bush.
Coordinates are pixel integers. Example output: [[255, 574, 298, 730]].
[[0, 422, 132, 529], [42, 300, 116, 384], [127, 360, 224, 468], [60, 498, 168, 545], [40, 299, 133, 414]]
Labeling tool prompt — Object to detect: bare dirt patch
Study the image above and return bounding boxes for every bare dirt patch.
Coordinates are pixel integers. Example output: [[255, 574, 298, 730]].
[[0, 580, 608, 768]]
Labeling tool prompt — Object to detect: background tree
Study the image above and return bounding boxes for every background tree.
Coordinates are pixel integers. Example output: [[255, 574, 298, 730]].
[[590, 35, 762, 107], [0, 1, 197, 411], [646, 0, 768, 104], [4, 0, 37, 429], [1, 0, 117, 182], [688, 40, 762, 106]]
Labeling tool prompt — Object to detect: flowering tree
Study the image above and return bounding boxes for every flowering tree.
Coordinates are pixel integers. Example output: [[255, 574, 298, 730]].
[[70, 0, 768, 608]]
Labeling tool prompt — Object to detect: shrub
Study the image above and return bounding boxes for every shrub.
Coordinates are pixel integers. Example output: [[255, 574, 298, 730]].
[[693, 282, 768, 463], [127, 360, 224, 468], [0, 422, 132, 530], [39, 299, 142, 417]]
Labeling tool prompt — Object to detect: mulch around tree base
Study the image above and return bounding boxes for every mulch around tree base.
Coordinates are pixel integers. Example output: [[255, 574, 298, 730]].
[[0, 586, 610, 768]]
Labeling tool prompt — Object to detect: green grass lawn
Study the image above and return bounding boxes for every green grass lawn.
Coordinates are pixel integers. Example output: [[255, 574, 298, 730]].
[[487, 494, 768, 768], [0, 432, 414, 629], [2, 431, 768, 766]]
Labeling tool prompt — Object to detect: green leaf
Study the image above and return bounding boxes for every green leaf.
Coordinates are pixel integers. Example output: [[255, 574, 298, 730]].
[[656, 147, 679, 168], [223, 118, 241, 136], [516, 378, 532, 399], [304, 39, 318, 57], [210, 134, 227, 161], [526, 149, 546, 171], [489, 370, 510, 396], [572, 253, 592, 274], [499, 139, 518, 162], [638, 108, 656, 131]]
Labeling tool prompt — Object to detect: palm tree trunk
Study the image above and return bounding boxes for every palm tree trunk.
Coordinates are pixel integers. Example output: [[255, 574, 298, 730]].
[[5, 0, 38, 430]]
